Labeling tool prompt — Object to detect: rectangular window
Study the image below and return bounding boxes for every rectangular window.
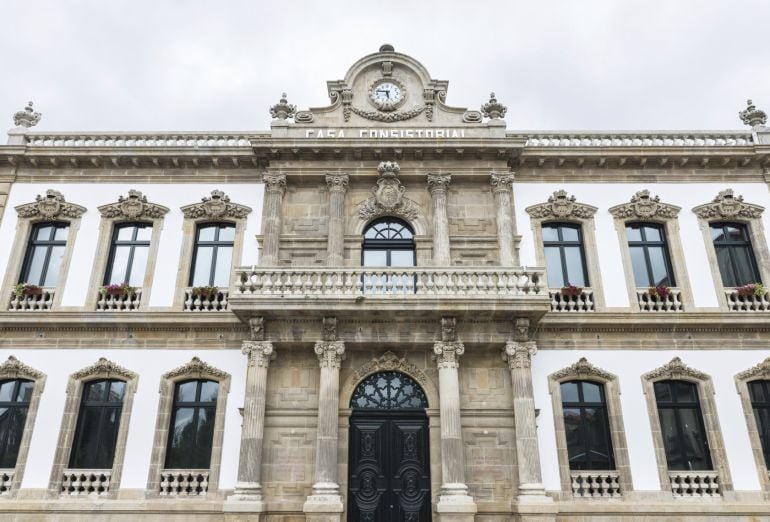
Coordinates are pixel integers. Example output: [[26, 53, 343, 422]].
[[654, 380, 712, 471], [0, 379, 34, 468], [104, 224, 152, 286], [190, 224, 235, 287], [19, 223, 69, 287], [710, 222, 761, 287], [748, 380, 770, 468], [626, 223, 675, 287], [560, 380, 614, 470], [542, 223, 588, 288], [69, 379, 125, 469], [165, 380, 218, 469]]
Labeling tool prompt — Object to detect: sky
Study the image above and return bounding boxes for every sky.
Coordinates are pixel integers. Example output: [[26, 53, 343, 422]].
[[1, 0, 769, 133]]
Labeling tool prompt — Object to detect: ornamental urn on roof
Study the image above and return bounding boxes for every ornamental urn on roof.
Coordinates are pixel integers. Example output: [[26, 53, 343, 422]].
[[739, 99, 767, 128], [13, 101, 41, 128], [481, 92, 507, 120], [270, 92, 296, 121]]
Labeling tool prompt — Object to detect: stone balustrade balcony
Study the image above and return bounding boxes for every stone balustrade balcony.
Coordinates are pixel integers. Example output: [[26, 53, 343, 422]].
[[0, 469, 14, 495], [159, 470, 209, 496], [570, 470, 621, 498], [8, 288, 55, 311], [183, 287, 229, 312], [636, 287, 684, 312], [60, 469, 112, 496], [668, 470, 720, 498], [725, 288, 770, 312], [550, 288, 595, 312]]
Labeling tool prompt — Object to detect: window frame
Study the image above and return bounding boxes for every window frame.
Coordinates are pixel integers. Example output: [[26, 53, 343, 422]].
[[541, 222, 589, 288], [652, 380, 712, 471], [19, 222, 70, 287], [164, 379, 219, 469], [625, 221, 677, 287], [188, 223, 236, 287], [361, 217, 416, 267], [68, 379, 127, 470], [735, 358, 770, 498], [103, 222, 153, 286], [709, 221, 762, 288]]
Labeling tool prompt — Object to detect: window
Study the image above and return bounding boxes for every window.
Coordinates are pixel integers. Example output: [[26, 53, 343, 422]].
[[560, 380, 614, 470], [362, 218, 415, 267], [626, 222, 675, 287], [748, 380, 770, 469], [710, 222, 761, 287], [19, 222, 69, 287], [0, 379, 34, 468], [653, 380, 712, 471], [542, 223, 588, 288], [190, 223, 235, 287], [69, 379, 126, 469], [165, 380, 218, 469], [104, 223, 152, 286]]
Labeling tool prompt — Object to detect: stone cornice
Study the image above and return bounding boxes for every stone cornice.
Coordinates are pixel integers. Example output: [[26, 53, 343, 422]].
[[526, 190, 597, 220], [643, 357, 710, 382], [15, 190, 87, 219], [609, 190, 681, 220], [98, 189, 169, 219], [180, 190, 251, 219], [692, 189, 764, 219]]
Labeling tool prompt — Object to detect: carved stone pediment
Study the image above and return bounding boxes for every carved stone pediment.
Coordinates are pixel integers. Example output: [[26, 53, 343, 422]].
[[0, 355, 44, 380], [351, 351, 429, 386], [359, 161, 419, 221], [609, 190, 680, 220], [737, 357, 770, 381], [526, 190, 597, 220], [164, 356, 229, 380], [180, 190, 252, 219], [71, 357, 136, 381], [550, 358, 615, 382], [16, 190, 87, 219], [692, 189, 764, 219], [99, 190, 169, 219], [643, 357, 709, 382]]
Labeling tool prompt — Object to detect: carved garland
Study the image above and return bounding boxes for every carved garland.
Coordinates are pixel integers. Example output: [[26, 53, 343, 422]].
[[15, 190, 87, 219], [348, 105, 426, 122], [98, 190, 169, 219], [737, 357, 770, 381], [350, 351, 430, 387], [550, 357, 615, 382], [180, 190, 252, 219], [643, 357, 709, 382], [609, 190, 681, 220], [526, 190, 598, 220], [0, 355, 44, 380], [692, 189, 764, 219], [71, 357, 136, 381], [164, 356, 229, 380]]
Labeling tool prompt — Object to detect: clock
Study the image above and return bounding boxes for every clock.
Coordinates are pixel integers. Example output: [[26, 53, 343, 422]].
[[369, 79, 406, 111]]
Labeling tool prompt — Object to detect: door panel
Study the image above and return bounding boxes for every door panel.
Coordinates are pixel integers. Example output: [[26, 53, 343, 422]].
[[349, 418, 388, 521], [391, 419, 431, 521]]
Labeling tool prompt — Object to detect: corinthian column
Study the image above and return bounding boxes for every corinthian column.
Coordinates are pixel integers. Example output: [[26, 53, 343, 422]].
[[490, 172, 516, 266], [260, 173, 286, 266], [325, 174, 349, 266], [427, 173, 452, 265], [229, 339, 275, 502]]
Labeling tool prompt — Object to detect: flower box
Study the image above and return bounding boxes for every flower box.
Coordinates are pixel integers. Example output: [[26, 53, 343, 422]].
[[99, 283, 138, 297], [191, 286, 220, 299], [560, 285, 583, 297], [14, 283, 43, 297], [736, 283, 765, 298], [648, 285, 671, 301]]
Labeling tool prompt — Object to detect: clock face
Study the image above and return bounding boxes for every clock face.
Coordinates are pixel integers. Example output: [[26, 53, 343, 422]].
[[370, 81, 405, 111]]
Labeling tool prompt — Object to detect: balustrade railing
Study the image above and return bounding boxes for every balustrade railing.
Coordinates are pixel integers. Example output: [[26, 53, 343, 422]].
[[570, 470, 621, 498], [233, 267, 546, 298], [525, 132, 752, 148], [0, 469, 14, 495], [669, 471, 720, 497], [61, 469, 112, 496], [159, 470, 209, 496], [8, 288, 55, 311], [725, 289, 770, 311], [636, 287, 684, 312], [550, 289, 595, 312], [183, 288, 229, 311], [24, 132, 256, 148], [96, 289, 142, 311]]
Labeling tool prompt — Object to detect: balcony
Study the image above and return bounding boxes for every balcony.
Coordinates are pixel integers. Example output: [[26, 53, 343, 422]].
[[8, 288, 55, 311], [725, 288, 770, 312], [570, 470, 621, 498], [229, 266, 550, 321], [96, 289, 142, 311], [636, 287, 684, 312], [183, 287, 229, 312], [668, 471, 720, 498], [550, 288, 595, 312], [60, 469, 112, 496]]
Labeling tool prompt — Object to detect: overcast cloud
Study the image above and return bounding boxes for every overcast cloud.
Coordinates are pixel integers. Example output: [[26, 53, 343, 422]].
[[1, 0, 769, 133]]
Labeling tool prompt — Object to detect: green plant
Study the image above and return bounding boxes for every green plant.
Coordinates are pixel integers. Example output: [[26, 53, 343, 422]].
[[191, 286, 219, 299], [99, 283, 138, 296], [14, 283, 43, 296], [737, 283, 766, 298]]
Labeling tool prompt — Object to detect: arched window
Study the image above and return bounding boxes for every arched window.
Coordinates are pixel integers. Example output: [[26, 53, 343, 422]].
[[710, 222, 761, 287], [748, 380, 770, 468], [165, 379, 219, 469], [542, 223, 588, 288], [0, 379, 34, 468], [560, 380, 614, 470], [189, 223, 235, 287], [350, 371, 427, 410], [69, 379, 126, 469], [20, 222, 69, 287], [362, 218, 415, 267], [104, 223, 152, 286], [626, 222, 675, 287], [653, 380, 712, 471]]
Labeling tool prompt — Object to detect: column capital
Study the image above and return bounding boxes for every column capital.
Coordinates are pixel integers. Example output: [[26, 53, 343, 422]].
[[263, 173, 287, 194], [315, 341, 346, 368], [242, 341, 276, 367], [433, 341, 465, 369], [490, 172, 515, 192], [427, 173, 452, 194], [325, 173, 349, 193], [503, 341, 537, 370]]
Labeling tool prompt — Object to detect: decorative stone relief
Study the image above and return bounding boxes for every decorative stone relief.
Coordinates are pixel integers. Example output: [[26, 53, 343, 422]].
[[692, 189, 764, 219], [98, 190, 169, 219], [514, 317, 530, 342], [242, 341, 275, 368], [249, 317, 264, 341], [325, 174, 349, 192], [180, 190, 252, 219], [481, 92, 507, 120], [359, 161, 419, 221], [462, 110, 483, 123], [739, 99, 767, 128], [643, 357, 709, 382], [322, 317, 337, 341], [350, 352, 429, 386], [525, 190, 598, 220], [503, 341, 537, 370], [315, 341, 345, 369], [433, 341, 465, 369], [489, 172, 515, 192], [71, 357, 136, 381], [15, 190, 87, 219], [13, 101, 41, 128], [609, 190, 681, 220], [263, 174, 287, 195], [348, 104, 426, 123], [0, 355, 44, 380], [427, 174, 451, 194], [164, 356, 229, 380], [550, 358, 615, 382], [440, 316, 456, 342], [294, 111, 314, 123], [269, 93, 296, 121], [737, 357, 770, 381]]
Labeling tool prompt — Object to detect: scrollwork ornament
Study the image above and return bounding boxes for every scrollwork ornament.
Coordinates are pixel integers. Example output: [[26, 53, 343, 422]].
[[525, 190, 598, 220], [737, 357, 770, 381], [427, 174, 452, 194], [325, 174, 349, 193], [71, 357, 136, 381], [739, 99, 767, 127], [269, 93, 296, 121], [692, 189, 764, 219], [0, 355, 44, 380], [164, 356, 229, 380], [609, 190, 680, 220], [242, 341, 275, 368], [550, 358, 615, 382], [181, 190, 252, 219], [351, 352, 429, 385], [348, 105, 426, 122], [99, 190, 169, 219], [359, 161, 419, 221], [249, 317, 264, 341], [481, 92, 507, 120], [263, 174, 287, 195], [643, 357, 709, 382], [503, 341, 537, 370], [315, 341, 346, 369], [490, 172, 515, 192], [433, 341, 465, 369], [13, 101, 41, 128], [15, 190, 87, 219]]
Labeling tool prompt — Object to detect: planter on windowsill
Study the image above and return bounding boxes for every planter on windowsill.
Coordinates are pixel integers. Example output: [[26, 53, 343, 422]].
[[726, 283, 770, 311], [99, 283, 138, 297], [647, 284, 671, 301], [97, 284, 142, 311], [560, 284, 583, 297], [14, 283, 43, 297], [9, 284, 54, 311], [185, 287, 228, 312], [736, 283, 765, 298]]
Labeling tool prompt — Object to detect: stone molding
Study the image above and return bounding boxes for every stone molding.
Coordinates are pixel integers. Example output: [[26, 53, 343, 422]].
[[502, 341, 537, 370], [70, 357, 137, 381], [736, 357, 770, 381], [609, 190, 681, 220], [98, 190, 169, 219], [427, 173, 452, 194], [440, 316, 457, 342], [642, 356, 709, 382], [358, 161, 419, 221], [325, 174, 349, 193], [314, 340, 345, 369], [692, 189, 764, 219], [0, 355, 44, 380], [242, 341, 275, 368], [525, 190, 597, 220], [322, 316, 337, 341], [489, 172, 514, 192], [433, 341, 465, 369], [180, 190, 252, 219], [549, 357, 615, 382], [263, 174, 287, 195], [15, 190, 87, 219], [163, 356, 230, 380]]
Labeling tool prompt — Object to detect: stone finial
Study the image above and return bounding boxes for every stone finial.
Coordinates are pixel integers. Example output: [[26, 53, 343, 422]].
[[739, 99, 767, 128], [13, 101, 42, 128], [269, 92, 296, 121], [481, 92, 507, 120]]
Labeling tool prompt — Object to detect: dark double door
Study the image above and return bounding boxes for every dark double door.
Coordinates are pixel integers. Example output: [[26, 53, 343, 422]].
[[348, 410, 431, 521]]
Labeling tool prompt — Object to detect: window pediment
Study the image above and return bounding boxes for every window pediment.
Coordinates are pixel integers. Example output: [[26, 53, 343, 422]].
[[609, 190, 680, 220], [180, 190, 252, 220], [0, 355, 44, 380], [526, 190, 597, 220], [163, 356, 229, 381], [98, 190, 169, 219], [643, 357, 709, 382], [71, 357, 137, 381], [15, 190, 86, 220], [737, 357, 770, 381], [550, 357, 615, 382], [693, 189, 764, 220]]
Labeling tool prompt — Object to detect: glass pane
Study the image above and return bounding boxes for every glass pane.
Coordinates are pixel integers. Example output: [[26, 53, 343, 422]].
[[54, 225, 69, 241], [389, 250, 415, 267], [561, 382, 579, 403], [36, 225, 53, 241], [363, 250, 387, 267], [629, 246, 650, 286], [192, 246, 214, 286], [213, 246, 233, 286], [108, 246, 131, 284], [626, 226, 642, 242], [755, 408, 770, 467], [0, 406, 27, 468], [128, 246, 149, 287], [0, 382, 15, 402], [678, 408, 711, 470], [715, 247, 736, 287], [199, 381, 218, 403], [648, 246, 672, 286], [545, 247, 565, 288], [733, 246, 760, 286], [43, 245, 65, 287], [643, 225, 662, 242], [563, 407, 585, 468], [193, 407, 215, 467], [749, 381, 767, 403], [86, 381, 107, 401], [167, 407, 195, 468], [541, 226, 559, 242], [108, 381, 125, 402], [674, 381, 697, 404], [581, 382, 603, 403], [654, 381, 673, 403], [217, 226, 235, 242], [584, 407, 613, 469], [658, 408, 683, 468], [24, 246, 47, 286], [710, 225, 725, 241], [561, 226, 579, 242], [16, 381, 33, 403], [116, 226, 135, 241], [726, 225, 744, 241], [198, 226, 216, 242], [135, 225, 152, 242], [176, 382, 198, 402], [70, 407, 102, 468], [563, 247, 586, 287]]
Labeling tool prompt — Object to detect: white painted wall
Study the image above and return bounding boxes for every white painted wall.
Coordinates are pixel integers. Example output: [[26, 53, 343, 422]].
[[0, 183, 264, 307], [515, 183, 770, 309]]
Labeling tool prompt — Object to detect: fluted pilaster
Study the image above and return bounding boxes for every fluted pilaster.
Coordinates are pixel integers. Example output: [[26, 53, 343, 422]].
[[325, 174, 349, 266], [490, 172, 516, 266], [260, 173, 286, 266], [428, 173, 452, 265]]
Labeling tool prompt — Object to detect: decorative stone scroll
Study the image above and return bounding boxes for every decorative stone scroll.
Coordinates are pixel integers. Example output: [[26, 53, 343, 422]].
[[15, 190, 87, 219], [550, 357, 615, 382], [315, 341, 345, 369], [692, 189, 764, 219], [643, 357, 709, 382], [526, 190, 597, 220], [164, 356, 229, 380], [325, 174, 349, 193], [322, 316, 337, 341], [0, 355, 44, 380], [242, 341, 275, 368], [489, 172, 515, 192], [71, 357, 136, 381], [180, 190, 251, 219], [13, 101, 41, 128], [350, 352, 429, 387], [263, 174, 287, 195], [502, 341, 537, 370], [433, 341, 465, 369], [98, 190, 169, 219], [736, 357, 770, 381], [609, 190, 681, 220], [359, 161, 419, 221], [249, 317, 264, 341]]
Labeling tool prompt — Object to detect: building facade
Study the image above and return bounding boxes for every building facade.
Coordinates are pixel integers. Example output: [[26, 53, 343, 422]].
[[1, 45, 770, 521]]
